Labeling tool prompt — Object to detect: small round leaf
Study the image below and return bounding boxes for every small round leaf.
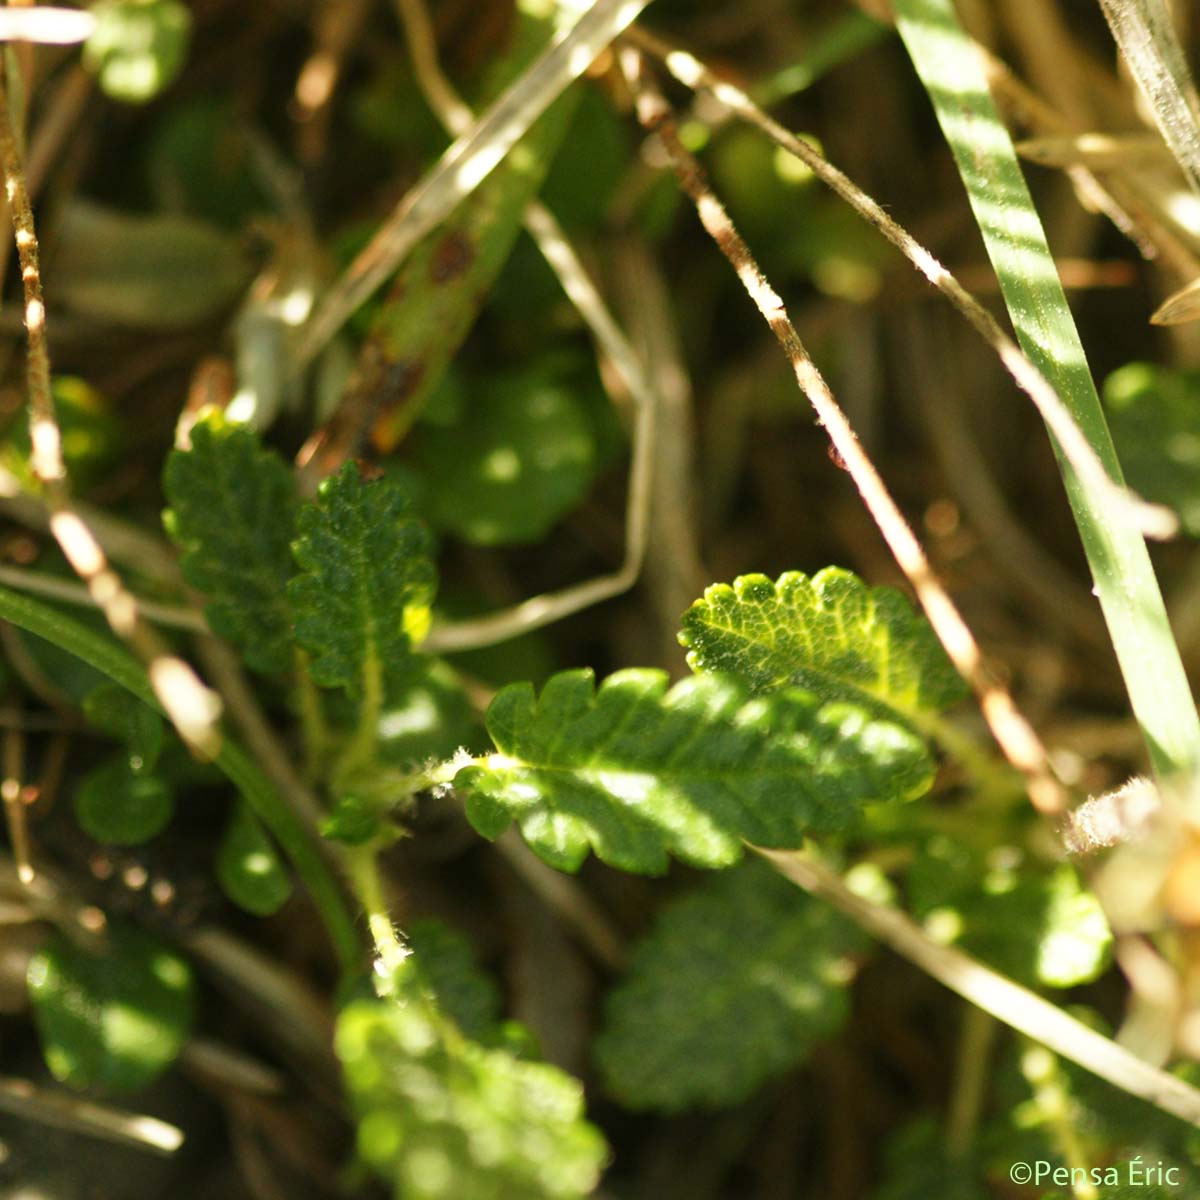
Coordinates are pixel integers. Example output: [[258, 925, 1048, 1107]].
[[216, 801, 292, 916], [27, 923, 195, 1091], [73, 757, 173, 845]]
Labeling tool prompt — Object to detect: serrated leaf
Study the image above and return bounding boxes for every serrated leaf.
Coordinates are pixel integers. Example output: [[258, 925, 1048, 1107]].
[[289, 464, 436, 694], [84, 0, 191, 104], [417, 366, 598, 546], [907, 836, 1111, 989], [53, 201, 248, 328], [336, 995, 606, 1200], [408, 919, 502, 1041], [27, 923, 195, 1091], [73, 756, 173, 845], [1103, 363, 1200, 535], [163, 412, 297, 674], [595, 860, 865, 1110], [457, 668, 933, 874], [680, 569, 966, 723], [83, 683, 164, 774], [216, 800, 293, 917]]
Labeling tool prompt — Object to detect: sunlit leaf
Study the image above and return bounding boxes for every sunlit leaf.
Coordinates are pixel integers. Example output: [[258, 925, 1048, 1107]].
[[84, 0, 191, 104], [457, 667, 932, 874], [289, 464, 436, 695]]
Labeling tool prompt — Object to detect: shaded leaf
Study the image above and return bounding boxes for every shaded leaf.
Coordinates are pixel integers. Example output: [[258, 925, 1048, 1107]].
[[376, 659, 482, 767], [27, 923, 195, 1091], [73, 756, 173, 845], [457, 668, 932, 874], [595, 860, 866, 1110], [289, 464, 436, 694], [874, 1117, 989, 1200], [337, 994, 606, 1200], [216, 800, 293, 917], [163, 412, 297, 674], [83, 683, 164, 774], [84, 0, 191, 104], [1103, 363, 1200, 534], [907, 836, 1111, 989], [680, 569, 966, 721], [408, 918, 502, 1041], [417, 367, 597, 546], [53, 201, 249, 328]]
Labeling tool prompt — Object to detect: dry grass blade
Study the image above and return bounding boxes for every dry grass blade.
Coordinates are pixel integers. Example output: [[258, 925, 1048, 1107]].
[[0, 63, 223, 758], [1097, 0, 1200, 194], [298, 0, 655, 367], [759, 848, 1200, 1128], [626, 25, 1177, 544], [391, 0, 659, 651], [618, 47, 1067, 816], [0, 7, 95, 44], [0, 1074, 184, 1154]]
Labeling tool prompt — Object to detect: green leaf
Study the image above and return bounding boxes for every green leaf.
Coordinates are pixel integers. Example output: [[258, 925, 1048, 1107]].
[[906, 836, 1111, 989], [216, 800, 293, 917], [163, 412, 297, 674], [73, 756, 173, 846], [336, 994, 606, 1200], [417, 367, 598, 546], [27, 923, 195, 1091], [84, 0, 191, 104], [289, 464, 436, 694], [680, 569, 966, 722], [1103, 363, 1200, 535], [595, 860, 866, 1110], [53, 201, 248, 328], [408, 918, 502, 1041], [376, 659, 482, 767], [457, 668, 933, 874], [83, 683, 164, 774]]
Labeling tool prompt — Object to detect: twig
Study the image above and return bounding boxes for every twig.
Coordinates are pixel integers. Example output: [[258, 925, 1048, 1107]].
[[297, 0, 655, 367], [391, 0, 659, 651], [0, 65, 222, 757], [620, 48, 1068, 815], [0, 1074, 183, 1154], [0, 7, 94, 43], [626, 25, 1178, 542], [0, 564, 208, 633], [1, 714, 32, 884], [758, 846, 1200, 1127]]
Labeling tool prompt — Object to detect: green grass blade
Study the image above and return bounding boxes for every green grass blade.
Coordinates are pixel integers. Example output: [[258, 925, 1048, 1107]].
[[0, 582, 361, 971], [894, 0, 1200, 776]]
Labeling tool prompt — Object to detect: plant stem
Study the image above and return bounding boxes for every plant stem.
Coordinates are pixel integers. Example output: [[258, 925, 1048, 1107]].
[[0, 582, 361, 973], [346, 845, 408, 992]]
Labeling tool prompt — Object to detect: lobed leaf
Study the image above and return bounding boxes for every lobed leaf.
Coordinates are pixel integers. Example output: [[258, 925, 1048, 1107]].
[[73, 756, 173, 846], [457, 667, 933, 874], [216, 800, 293, 917], [289, 464, 436, 695], [595, 860, 867, 1110], [337, 994, 606, 1200], [27, 923, 195, 1091], [163, 412, 297, 674], [680, 569, 966, 722]]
